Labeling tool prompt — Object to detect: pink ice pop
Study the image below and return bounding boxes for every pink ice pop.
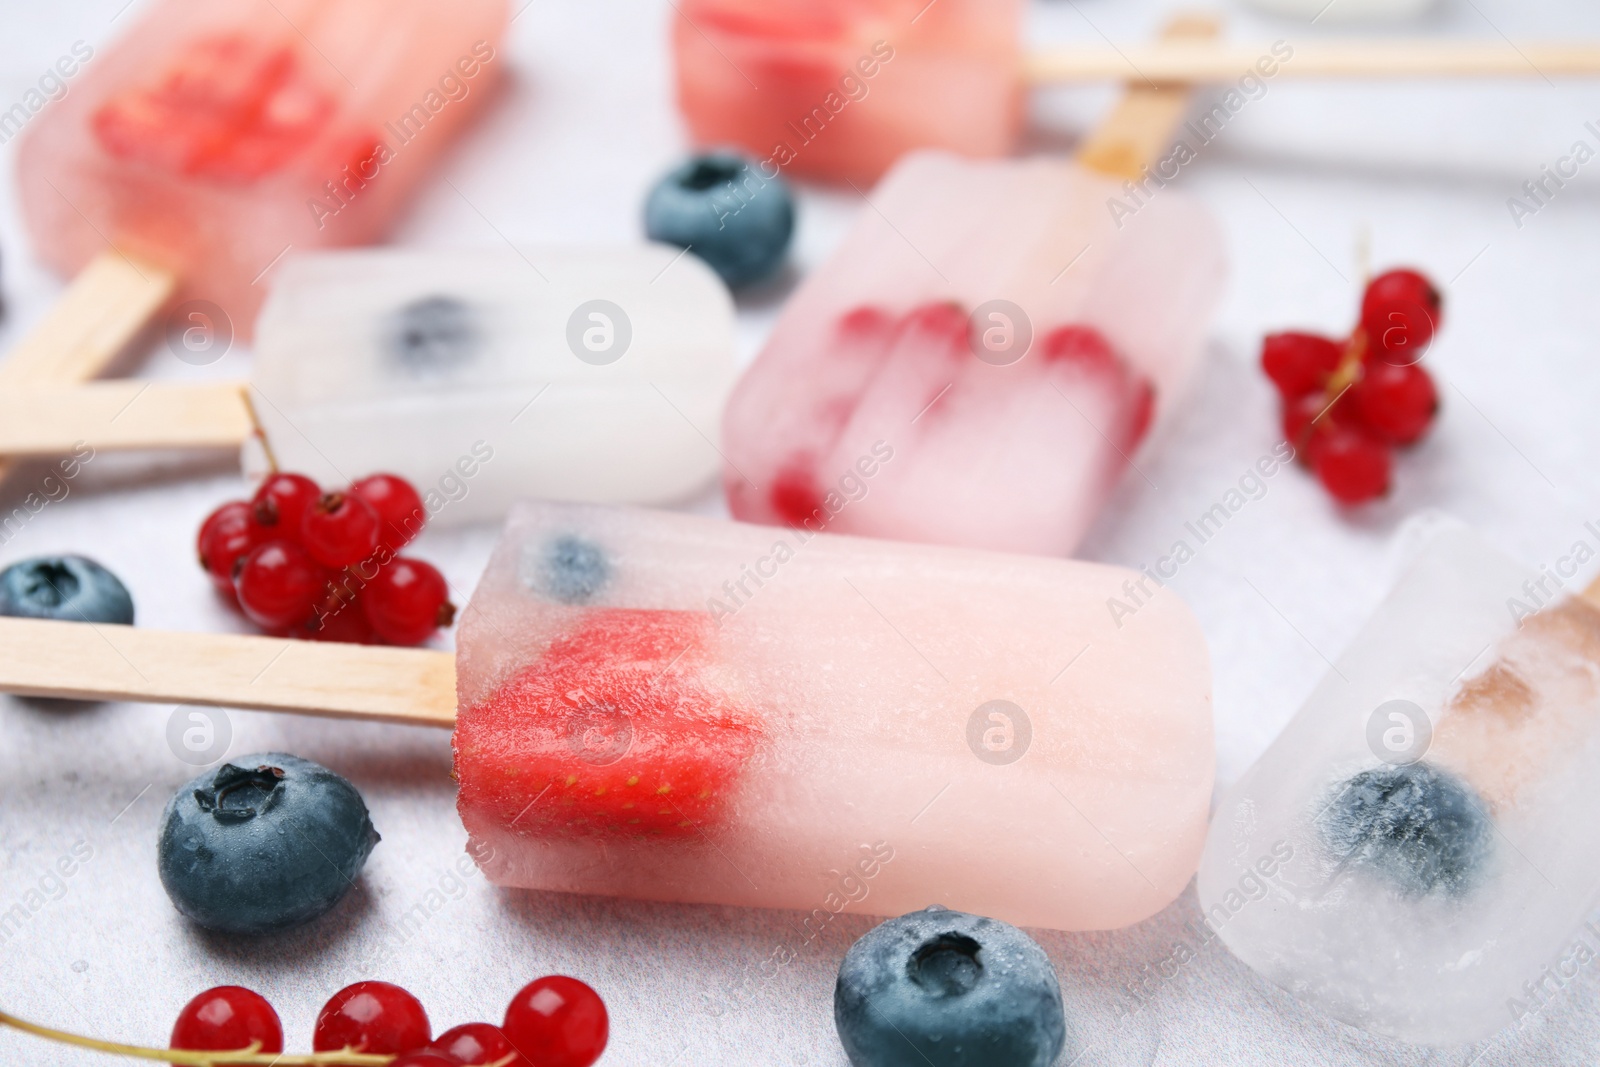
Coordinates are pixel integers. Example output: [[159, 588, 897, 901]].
[[0, 500, 1212, 931], [722, 150, 1225, 556], [452, 501, 1212, 931], [673, 0, 1023, 184], [17, 0, 507, 337]]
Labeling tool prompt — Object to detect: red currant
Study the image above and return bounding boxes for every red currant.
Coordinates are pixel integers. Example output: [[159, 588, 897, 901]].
[[234, 541, 326, 631], [251, 472, 320, 534], [1261, 332, 1343, 399], [171, 986, 283, 1058], [362, 558, 455, 645], [1360, 268, 1441, 363], [197, 501, 262, 597], [431, 1022, 516, 1066], [1350, 361, 1438, 446], [1281, 391, 1338, 465], [389, 1053, 461, 1067], [302, 491, 382, 569], [352, 473, 427, 553], [305, 596, 375, 644], [314, 981, 431, 1055], [503, 976, 608, 1067], [1314, 427, 1392, 504]]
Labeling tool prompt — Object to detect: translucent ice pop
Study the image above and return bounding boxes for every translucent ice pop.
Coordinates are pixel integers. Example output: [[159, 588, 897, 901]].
[[672, 4, 1600, 183], [1199, 528, 1600, 1044], [722, 123, 1225, 555], [0, 501, 1213, 932], [0, 245, 737, 520], [13, 0, 506, 348]]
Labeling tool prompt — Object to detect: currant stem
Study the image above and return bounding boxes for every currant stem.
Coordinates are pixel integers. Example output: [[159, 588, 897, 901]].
[[0, 1006, 392, 1065]]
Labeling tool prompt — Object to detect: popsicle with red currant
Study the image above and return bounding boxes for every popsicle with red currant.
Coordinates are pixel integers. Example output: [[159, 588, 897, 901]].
[[0, 0, 507, 489], [720, 18, 1226, 558], [0, 499, 1214, 933], [1267, 267, 1442, 504]]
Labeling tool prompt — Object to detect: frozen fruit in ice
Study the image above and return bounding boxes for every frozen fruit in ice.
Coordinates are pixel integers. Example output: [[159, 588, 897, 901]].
[[157, 754, 378, 933], [1318, 762, 1491, 896], [835, 905, 1066, 1067], [644, 150, 794, 287], [314, 981, 431, 1055], [0, 555, 133, 625], [529, 535, 611, 605], [458, 608, 760, 839]]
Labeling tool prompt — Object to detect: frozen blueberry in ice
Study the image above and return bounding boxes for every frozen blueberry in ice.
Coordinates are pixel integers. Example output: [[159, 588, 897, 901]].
[[388, 295, 479, 373], [1319, 762, 1491, 896], [644, 151, 794, 288], [158, 753, 379, 934], [835, 905, 1066, 1067], [0, 555, 133, 624], [529, 535, 610, 605]]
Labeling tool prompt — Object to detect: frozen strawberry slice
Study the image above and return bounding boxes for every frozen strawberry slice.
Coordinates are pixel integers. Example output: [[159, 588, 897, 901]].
[[456, 609, 760, 840], [92, 33, 337, 181]]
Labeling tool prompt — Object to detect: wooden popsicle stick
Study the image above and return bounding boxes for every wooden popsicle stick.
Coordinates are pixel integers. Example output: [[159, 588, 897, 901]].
[[0, 380, 253, 456], [0, 250, 176, 483], [0, 617, 456, 728], [1025, 41, 1600, 84], [1078, 13, 1222, 181]]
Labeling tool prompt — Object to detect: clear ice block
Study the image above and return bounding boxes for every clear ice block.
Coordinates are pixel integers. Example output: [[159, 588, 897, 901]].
[[250, 246, 737, 522], [673, 0, 1023, 183], [722, 151, 1225, 556], [1199, 527, 1600, 1044], [451, 500, 1213, 931], [17, 0, 506, 335]]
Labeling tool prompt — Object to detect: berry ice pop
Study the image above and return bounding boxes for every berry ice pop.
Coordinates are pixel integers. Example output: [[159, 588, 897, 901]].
[[18, 0, 506, 335], [0, 245, 737, 519], [673, 2, 1600, 183], [721, 22, 1226, 556], [0, 501, 1213, 932], [1199, 527, 1600, 1044]]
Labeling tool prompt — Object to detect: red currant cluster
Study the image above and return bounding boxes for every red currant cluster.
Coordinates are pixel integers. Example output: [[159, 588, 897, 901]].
[[1262, 268, 1443, 505], [171, 977, 607, 1066], [197, 472, 454, 645]]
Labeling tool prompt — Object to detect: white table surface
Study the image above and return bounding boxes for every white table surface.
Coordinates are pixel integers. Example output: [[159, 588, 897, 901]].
[[4, 0, 1600, 1064]]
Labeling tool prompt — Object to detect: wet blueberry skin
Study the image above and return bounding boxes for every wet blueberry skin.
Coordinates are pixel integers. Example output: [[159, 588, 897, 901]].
[[644, 151, 795, 288], [158, 753, 379, 935], [0, 555, 133, 624], [835, 906, 1067, 1067], [1319, 761, 1491, 896]]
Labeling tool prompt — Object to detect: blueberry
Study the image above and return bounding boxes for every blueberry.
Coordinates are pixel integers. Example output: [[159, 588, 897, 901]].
[[0, 555, 133, 624], [387, 295, 480, 374], [644, 151, 794, 288], [158, 753, 379, 935], [526, 535, 610, 605], [835, 906, 1066, 1067], [1318, 762, 1491, 896]]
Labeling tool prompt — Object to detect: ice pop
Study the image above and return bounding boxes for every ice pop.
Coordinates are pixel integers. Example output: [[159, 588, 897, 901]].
[[0, 244, 737, 520], [1, 0, 506, 473], [721, 25, 1226, 556], [0, 501, 1213, 932], [672, 2, 1600, 183], [1198, 527, 1600, 1044]]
